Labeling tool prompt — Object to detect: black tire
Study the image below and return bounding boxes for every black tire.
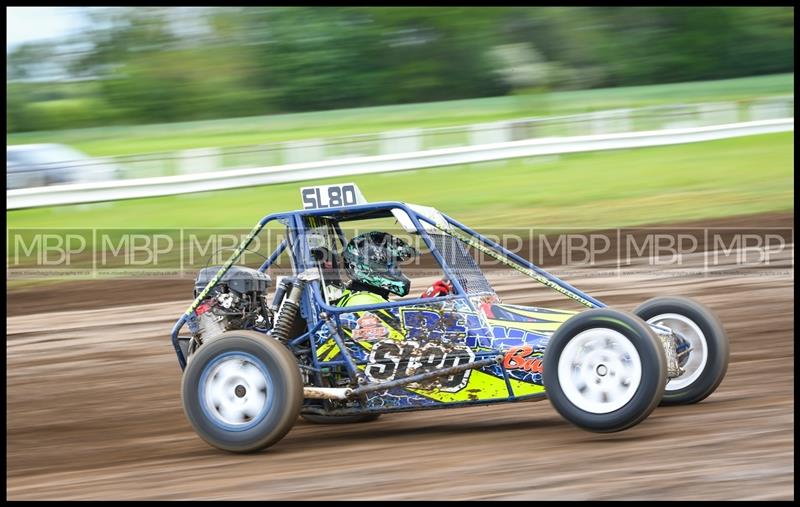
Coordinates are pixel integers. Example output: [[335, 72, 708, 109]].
[[634, 296, 729, 405], [301, 413, 381, 424], [181, 330, 303, 453], [543, 308, 667, 433]]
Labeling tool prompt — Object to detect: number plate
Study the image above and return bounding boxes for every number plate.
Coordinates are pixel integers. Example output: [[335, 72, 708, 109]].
[[300, 183, 367, 210]]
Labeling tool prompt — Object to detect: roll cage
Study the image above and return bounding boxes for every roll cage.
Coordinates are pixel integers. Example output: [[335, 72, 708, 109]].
[[170, 201, 612, 373]]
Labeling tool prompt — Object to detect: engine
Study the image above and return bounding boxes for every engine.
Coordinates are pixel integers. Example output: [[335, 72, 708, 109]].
[[188, 266, 272, 345]]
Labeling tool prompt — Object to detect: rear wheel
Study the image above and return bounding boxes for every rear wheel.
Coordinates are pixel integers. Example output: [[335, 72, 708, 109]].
[[634, 296, 729, 405], [181, 331, 303, 453], [543, 308, 667, 433]]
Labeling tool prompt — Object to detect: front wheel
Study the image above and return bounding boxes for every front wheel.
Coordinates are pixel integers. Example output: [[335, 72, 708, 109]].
[[181, 331, 303, 453], [543, 308, 667, 433], [634, 296, 729, 405]]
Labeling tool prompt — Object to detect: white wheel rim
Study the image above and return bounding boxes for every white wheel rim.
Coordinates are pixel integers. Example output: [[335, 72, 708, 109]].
[[647, 313, 707, 391], [202, 354, 270, 428], [557, 328, 642, 414]]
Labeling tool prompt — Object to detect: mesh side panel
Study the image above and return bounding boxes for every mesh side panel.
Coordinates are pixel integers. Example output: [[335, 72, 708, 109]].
[[430, 233, 495, 295]]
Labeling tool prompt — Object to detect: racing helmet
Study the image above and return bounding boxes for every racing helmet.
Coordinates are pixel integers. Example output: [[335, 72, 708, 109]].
[[342, 231, 418, 297]]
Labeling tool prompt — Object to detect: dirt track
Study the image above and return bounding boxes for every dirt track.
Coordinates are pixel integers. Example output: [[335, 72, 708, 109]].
[[6, 217, 795, 500]]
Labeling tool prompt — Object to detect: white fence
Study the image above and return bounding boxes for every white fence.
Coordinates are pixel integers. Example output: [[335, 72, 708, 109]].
[[12, 95, 792, 182], [7, 118, 793, 210]]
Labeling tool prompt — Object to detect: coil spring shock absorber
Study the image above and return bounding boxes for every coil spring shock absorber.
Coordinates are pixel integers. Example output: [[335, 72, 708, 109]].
[[269, 268, 320, 342], [271, 280, 304, 342]]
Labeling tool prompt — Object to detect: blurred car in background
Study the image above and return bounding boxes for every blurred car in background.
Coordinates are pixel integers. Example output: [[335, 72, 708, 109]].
[[6, 144, 121, 190]]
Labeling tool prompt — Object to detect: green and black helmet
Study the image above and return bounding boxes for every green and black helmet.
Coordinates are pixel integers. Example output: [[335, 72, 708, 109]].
[[342, 231, 418, 297]]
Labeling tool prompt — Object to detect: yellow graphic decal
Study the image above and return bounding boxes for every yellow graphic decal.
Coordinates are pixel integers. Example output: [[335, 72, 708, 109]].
[[485, 305, 575, 333], [408, 370, 544, 402], [317, 311, 404, 361]]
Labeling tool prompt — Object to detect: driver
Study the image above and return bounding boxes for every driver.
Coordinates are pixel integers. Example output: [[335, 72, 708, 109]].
[[336, 231, 417, 307], [336, 231, 454, 308]]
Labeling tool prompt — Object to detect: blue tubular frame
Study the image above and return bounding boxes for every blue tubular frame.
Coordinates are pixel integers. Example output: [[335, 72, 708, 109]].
[[171, 212, 289, 369], [296, 205, 479, 388], [170, 201, 609, 374], [258, 239, 287, 271], [441, 214, 606, 309]]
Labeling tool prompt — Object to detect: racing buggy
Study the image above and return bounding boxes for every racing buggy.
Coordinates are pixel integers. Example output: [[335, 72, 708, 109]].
[[170, 183, 729, 453]]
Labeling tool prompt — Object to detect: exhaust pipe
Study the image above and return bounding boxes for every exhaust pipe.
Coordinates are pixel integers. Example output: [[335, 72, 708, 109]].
[[303, 387, 351, 400]]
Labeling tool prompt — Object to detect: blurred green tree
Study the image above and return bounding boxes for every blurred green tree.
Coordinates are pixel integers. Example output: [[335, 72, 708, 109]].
[[5, 6, 794, 132]]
